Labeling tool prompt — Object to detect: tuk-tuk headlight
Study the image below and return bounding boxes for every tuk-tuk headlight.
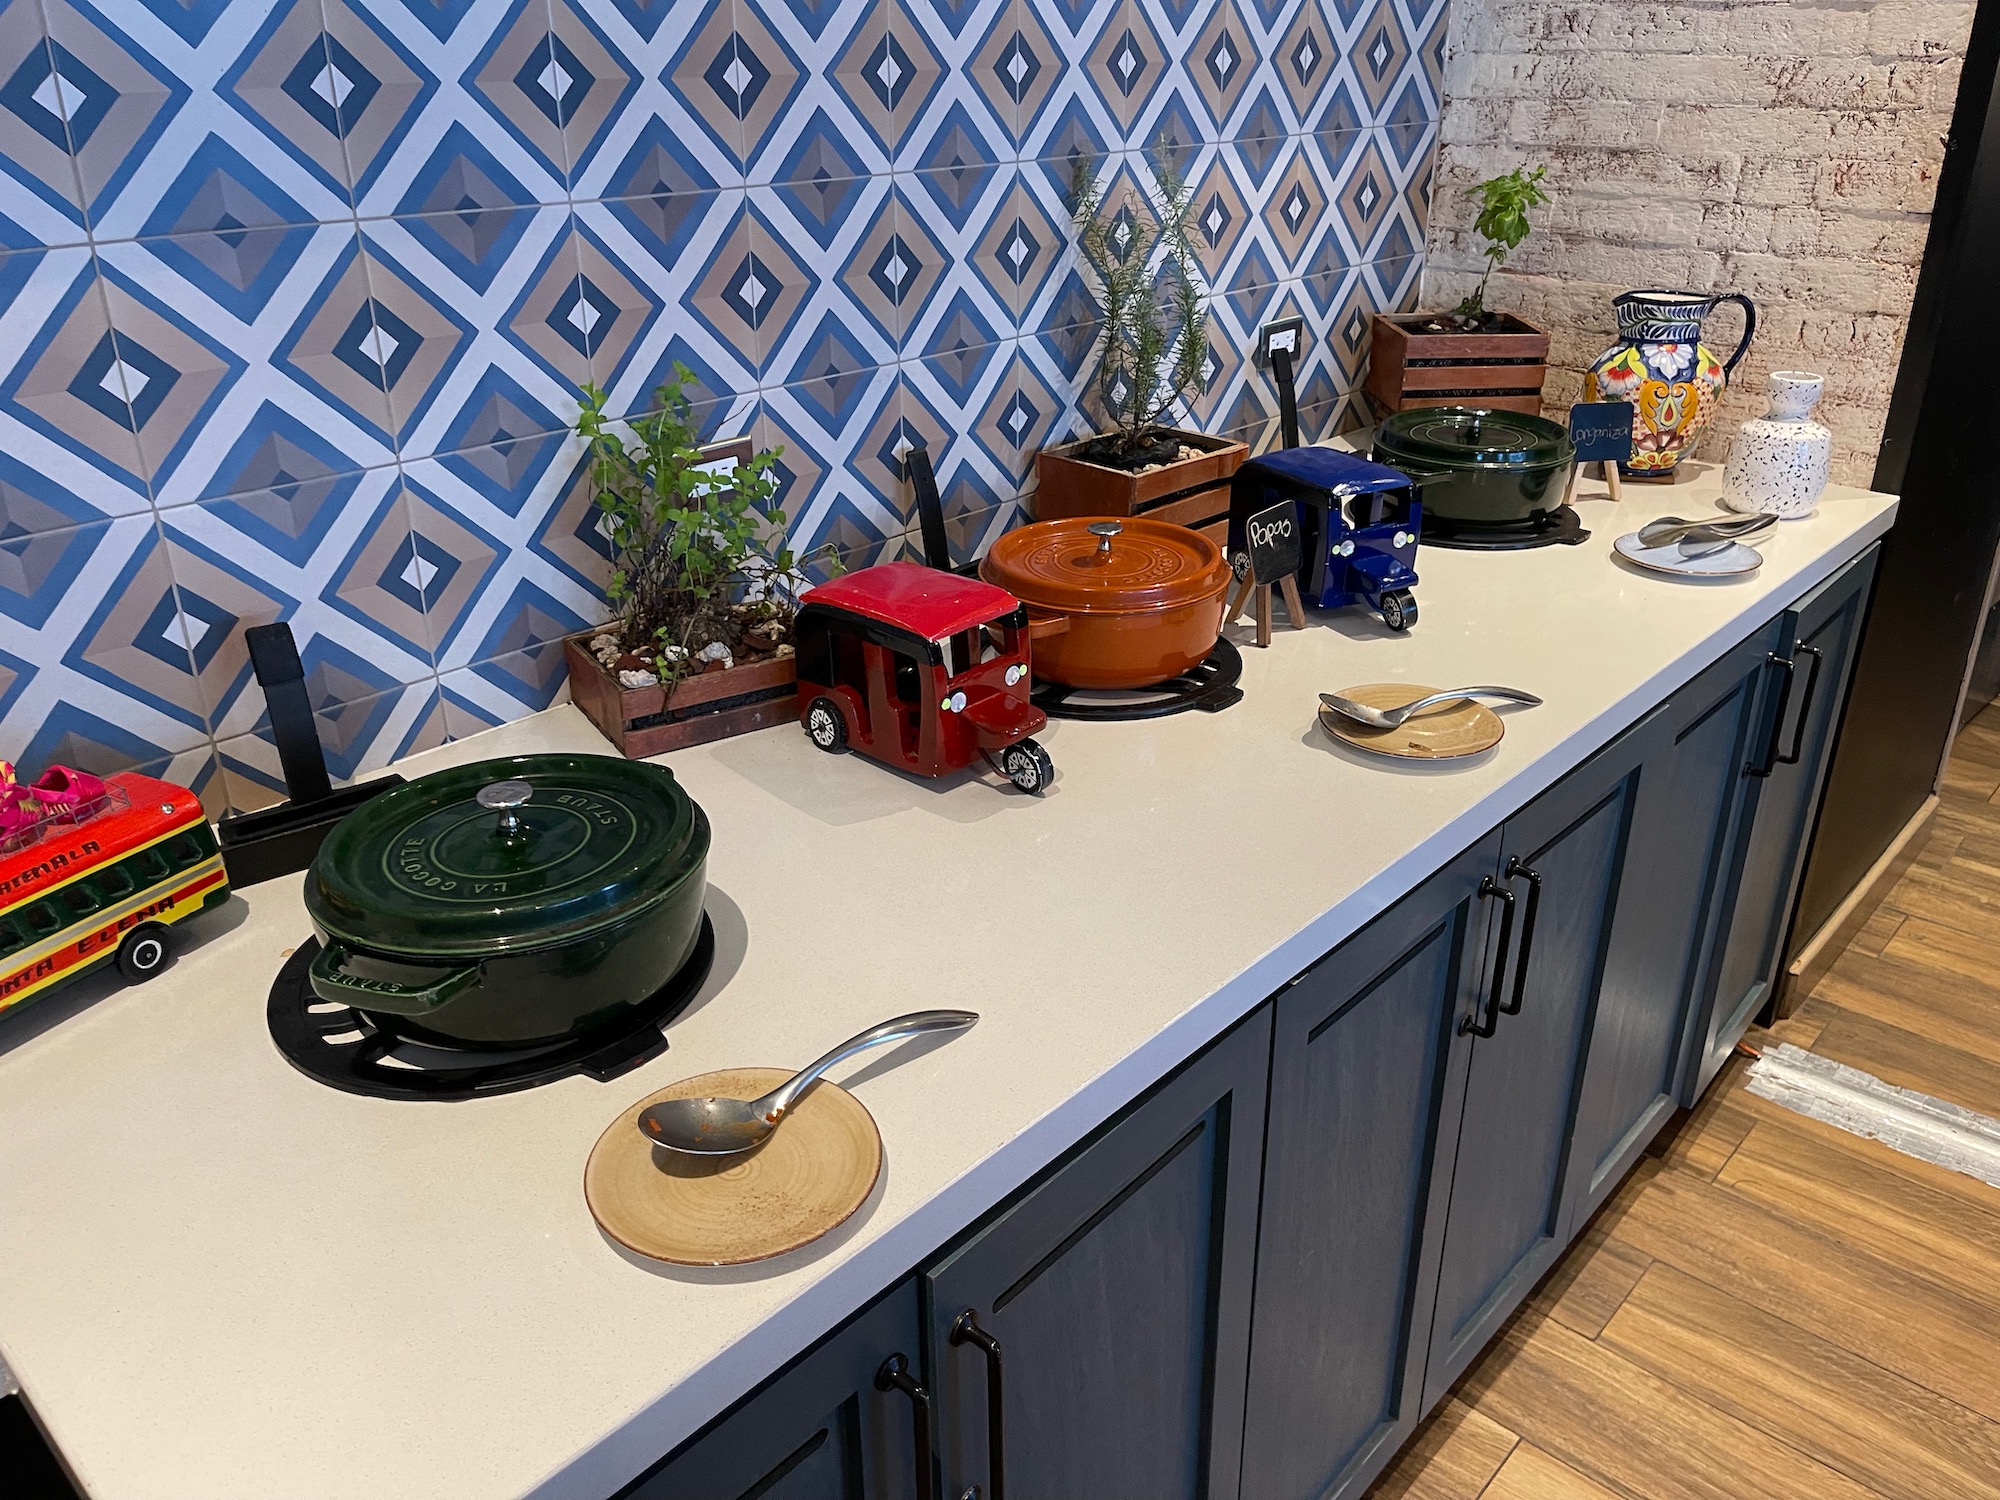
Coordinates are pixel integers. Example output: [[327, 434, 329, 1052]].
[[1394, 530, 1412, 548], [943, 690, 967, 713], [1005, 664, 1025, 686], [1340, 540, 1356, 556]]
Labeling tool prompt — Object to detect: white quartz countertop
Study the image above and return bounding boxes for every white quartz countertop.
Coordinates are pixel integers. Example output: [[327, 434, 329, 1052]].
[[0, 468, 1895, 1500]]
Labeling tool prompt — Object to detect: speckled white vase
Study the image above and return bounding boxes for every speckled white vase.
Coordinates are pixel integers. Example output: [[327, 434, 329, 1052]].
[[1721, 371, 1832, 519]]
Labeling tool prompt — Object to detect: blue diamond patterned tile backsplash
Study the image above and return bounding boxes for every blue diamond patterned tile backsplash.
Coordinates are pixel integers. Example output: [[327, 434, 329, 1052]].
[[0, 0, 1446, 807]]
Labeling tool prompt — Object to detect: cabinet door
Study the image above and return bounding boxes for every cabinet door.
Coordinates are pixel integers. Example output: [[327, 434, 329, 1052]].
[[1692, 546, 1879, 1097], [1566, 632, 1772, 1222], [620, 1282, 928, 1500], [924, 1007, 1270, 1500], [1424, 730, 1649, 1405], [1239, 835, 1501, 1500]]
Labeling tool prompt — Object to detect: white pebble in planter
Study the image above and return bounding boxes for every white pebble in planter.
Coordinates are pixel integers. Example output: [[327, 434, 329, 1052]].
[[1721, 371, 1832, 520]]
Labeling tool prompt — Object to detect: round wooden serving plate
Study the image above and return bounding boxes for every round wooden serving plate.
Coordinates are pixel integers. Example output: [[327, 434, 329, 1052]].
[[585, 1067, 882, 1267], [1318, 683, 1505, 761]]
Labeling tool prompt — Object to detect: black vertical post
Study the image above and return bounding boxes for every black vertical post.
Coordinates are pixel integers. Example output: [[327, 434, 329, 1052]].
[[905, 446, 951, 572], [244, 624, 332, 805], [1271, 348, 1300, 450]]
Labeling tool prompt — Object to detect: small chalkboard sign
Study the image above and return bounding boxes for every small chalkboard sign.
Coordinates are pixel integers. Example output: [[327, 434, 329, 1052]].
[[1227, 499, 1308, 647], [1570, 401, 1635, 462], [1244, 499, 1303, 585], [1566, 400, 1634, 501]]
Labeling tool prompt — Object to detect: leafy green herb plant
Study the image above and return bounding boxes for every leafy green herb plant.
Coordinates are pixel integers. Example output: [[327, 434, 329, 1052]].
[[575, 367, 828, 686], [1454, 165, 1549, 326], [1069, 142, 1211, 470]]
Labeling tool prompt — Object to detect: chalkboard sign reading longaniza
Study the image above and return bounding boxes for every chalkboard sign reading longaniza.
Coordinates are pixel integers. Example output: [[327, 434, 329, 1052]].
[[1243, 499, 1304, 586], [1569, 401, 1636, 464]]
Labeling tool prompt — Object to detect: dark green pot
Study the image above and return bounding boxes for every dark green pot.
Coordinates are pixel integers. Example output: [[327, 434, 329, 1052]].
[[303, 753, 709, 1046], [1372, 407, 1576, 527]]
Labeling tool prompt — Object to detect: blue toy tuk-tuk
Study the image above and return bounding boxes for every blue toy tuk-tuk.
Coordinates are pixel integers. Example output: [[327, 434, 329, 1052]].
[[1226, 447, 1424, 632]]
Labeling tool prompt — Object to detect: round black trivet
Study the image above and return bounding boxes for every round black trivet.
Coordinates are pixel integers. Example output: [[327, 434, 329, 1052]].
[[1030, 638, 1245, 721], [1420, 506, 1590, 551], [266, 915, 715, 1100]]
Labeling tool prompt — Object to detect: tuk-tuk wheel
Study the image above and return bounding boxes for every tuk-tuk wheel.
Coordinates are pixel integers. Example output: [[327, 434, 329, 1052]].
[[1002, 739, 1054, 795], [805, 697, 848, 753], [1381, 590, 1417, 632]]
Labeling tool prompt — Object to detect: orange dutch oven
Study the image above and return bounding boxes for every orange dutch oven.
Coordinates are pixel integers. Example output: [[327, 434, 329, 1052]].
[[980, 516, 1233, 689]]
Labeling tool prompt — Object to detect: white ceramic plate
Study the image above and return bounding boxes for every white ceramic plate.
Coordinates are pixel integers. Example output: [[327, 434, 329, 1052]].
[[1613, 532, 1764, 578]]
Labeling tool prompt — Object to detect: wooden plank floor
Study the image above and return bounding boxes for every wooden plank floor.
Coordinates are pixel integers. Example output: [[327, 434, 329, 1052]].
[[1368, 707, 2000, 1500]]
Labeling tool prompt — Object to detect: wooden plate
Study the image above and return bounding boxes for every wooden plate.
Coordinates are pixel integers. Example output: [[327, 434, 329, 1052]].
[[1318, 683, 1505, 761], [585, 1067, 882, 1267]]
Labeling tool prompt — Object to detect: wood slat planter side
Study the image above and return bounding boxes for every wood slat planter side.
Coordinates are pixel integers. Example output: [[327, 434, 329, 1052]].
[[564, 636, 798, 758], [1033, 430, 1248, 536], [1366, 314, 1549, 417]]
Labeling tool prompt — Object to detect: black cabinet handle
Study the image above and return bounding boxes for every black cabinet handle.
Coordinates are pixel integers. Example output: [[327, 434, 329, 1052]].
[[1499, 856, 1542, 1016], [1749, 652, 1797, 778], [1776, 644, 1824, 766], [950, 1310, 1005, 1500], [874, 1354, 938, 1500], [1462, 876, 1516, 1038]]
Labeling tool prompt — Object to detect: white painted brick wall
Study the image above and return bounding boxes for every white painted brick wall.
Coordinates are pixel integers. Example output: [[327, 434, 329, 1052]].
[[1420, 0, 1976, 484]]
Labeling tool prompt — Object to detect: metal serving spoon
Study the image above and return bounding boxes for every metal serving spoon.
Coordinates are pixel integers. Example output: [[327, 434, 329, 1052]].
[[1637, 513, 1775, 548], [637, 1011, 979, 1156], [1320, 686, 1543, 730]]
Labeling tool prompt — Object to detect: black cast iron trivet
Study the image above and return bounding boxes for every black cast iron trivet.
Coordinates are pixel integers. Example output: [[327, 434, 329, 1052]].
[[266, 915, 715, 1100], [1420, 506, 1590, 551], [1030, 638, 1244, 721]]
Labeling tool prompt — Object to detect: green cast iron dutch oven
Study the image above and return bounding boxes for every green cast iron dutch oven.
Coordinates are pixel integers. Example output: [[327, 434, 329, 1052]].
[[1371, 407, 1576, 527], [303, 754, 709, 1046]]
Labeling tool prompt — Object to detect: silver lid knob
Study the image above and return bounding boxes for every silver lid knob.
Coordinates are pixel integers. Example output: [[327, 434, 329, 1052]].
[[477, 779, 533, 838], [1087, 519, 1122, 558]]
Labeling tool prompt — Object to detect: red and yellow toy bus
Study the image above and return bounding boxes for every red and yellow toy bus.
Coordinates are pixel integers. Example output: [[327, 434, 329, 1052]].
[[0, 771, 229, 1018]]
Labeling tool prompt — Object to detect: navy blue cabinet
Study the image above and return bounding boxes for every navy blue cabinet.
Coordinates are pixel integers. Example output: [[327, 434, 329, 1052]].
[[1566, 631, 1775, 1222], [1239, 837, 1499, 1500], [1422, 725, 1652, 1405], [627, 552, 1881, 1500], [618, 1284, 928, 1500], [1691, 547, 1878, 1097], [925, 1007, 1270, 1500]]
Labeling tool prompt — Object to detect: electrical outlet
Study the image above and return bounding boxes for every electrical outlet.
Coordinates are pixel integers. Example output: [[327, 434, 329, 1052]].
[[1259, 317, 1305, 365]]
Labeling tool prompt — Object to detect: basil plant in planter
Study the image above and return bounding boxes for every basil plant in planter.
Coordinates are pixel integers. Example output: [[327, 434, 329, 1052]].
[[1033, 143, 1248, 523], [562, 366, 837, 757], [1365, 163, 1555, 418]]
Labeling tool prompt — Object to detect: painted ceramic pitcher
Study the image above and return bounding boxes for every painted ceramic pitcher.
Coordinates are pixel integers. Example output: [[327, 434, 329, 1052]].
[[1582, 290, 1757, 478]]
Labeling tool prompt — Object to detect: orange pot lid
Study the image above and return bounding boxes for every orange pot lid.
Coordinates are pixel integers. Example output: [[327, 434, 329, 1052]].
[[981, 516, 1232, 614]]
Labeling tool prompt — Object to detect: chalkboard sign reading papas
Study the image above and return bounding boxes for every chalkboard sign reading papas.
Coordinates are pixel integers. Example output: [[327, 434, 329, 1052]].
[[1569, 401, 1635, 464], [1244, 499, 1303, 586]]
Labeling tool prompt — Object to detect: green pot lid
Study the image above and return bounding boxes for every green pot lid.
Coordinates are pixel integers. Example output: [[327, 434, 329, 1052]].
[[304, 754, 708, 958], [1376, 407, 1574, 468]]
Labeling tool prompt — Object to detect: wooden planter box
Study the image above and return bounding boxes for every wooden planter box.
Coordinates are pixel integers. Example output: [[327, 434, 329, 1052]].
[[564, 635, 797, 758], [1366, 313, 1548, 417], [1034, 429, 1249, 548]]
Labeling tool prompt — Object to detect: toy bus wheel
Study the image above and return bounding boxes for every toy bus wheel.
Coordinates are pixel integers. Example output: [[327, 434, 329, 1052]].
[[1381, 590, 1417, 632], [804, 697, 848, 753], [1002, 739, 1054, 795], [116, 922, 172, 983]]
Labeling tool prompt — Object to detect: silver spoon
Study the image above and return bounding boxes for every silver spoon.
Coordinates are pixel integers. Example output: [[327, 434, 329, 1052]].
[[1320, 685, 1543, 729], [637, 1011, 979, 1156], [1638, 513, 1774, 548]]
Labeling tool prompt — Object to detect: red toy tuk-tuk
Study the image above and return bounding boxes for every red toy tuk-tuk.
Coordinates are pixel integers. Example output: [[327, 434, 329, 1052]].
[[793, 561, 1055, 793]]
